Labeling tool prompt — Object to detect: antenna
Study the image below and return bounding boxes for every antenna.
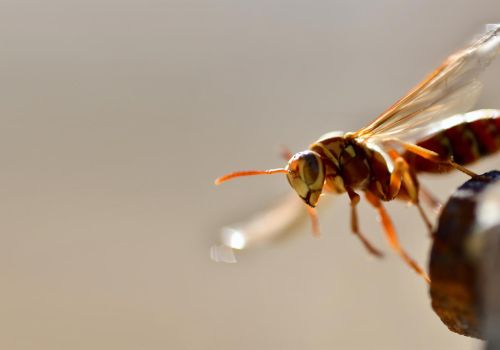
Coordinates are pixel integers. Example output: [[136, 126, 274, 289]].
[[214, 168, 288, 185]]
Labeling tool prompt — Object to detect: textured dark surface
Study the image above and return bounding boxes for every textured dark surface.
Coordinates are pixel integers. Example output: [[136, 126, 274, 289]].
[[429, 171, 500, 338]]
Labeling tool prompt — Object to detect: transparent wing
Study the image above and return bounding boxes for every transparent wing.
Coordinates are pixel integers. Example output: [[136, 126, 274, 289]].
[[370, 81, 483, 143], [379, 109, 500, 148], [353, 25, 499, 143]]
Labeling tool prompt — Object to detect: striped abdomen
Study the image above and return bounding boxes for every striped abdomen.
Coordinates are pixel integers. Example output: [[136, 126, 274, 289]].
[[403, 111, 500, 173]]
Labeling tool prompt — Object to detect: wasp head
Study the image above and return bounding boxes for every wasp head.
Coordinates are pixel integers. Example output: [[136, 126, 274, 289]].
[[286, 151, 325, 207]]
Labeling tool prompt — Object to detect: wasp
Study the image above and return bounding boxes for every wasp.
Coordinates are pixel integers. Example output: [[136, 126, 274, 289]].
[[215, 25, 500, 282]]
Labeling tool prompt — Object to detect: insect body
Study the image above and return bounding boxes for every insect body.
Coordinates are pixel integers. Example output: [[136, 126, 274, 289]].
[[216, 26, 500, 282], [403, 110, 500, 174]]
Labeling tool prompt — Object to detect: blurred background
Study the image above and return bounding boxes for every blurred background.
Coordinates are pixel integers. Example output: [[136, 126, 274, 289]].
[[0, 1, 499, 349]]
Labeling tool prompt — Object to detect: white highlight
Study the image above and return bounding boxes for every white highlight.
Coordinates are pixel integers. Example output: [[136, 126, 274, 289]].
[[466, 181, 500, 261], [478, 200, 500, 228], [222, 227, 247, 250], [210, 244, 237, 263], [477, 182, 500, 230], [485, 23, 500, 32], [209, 193, 308, 263]]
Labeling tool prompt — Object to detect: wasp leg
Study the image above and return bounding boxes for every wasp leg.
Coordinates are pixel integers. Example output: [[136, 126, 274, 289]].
[[280, 146, 293, 161], [387, 157, 405, 199], [386, 149, 419, 201], [416, 202, 433, 236], [387, 150, 433, 235], [419, 183, 442, 214], [398, 155, 433, 234], [346, 188, 384, 257], [305, 205, 321, 237], [395, 140, 480, 178], [365, 191, 430, 283]]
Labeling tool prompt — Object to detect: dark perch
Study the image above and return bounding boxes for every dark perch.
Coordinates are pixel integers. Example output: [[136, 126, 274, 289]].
[[429, 170, 500, 347]]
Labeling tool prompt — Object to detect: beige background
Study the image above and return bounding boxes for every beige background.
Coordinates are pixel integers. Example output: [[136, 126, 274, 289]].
[[0, 1, 499, 349]]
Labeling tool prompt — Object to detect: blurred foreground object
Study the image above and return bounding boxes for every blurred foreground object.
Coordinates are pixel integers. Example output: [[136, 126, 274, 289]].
[[429, 170, 500, 343], [210, 194, 306, 263]]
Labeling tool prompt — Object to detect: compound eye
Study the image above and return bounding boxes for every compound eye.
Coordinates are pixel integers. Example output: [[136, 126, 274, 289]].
[[301, 153, 321, 185]]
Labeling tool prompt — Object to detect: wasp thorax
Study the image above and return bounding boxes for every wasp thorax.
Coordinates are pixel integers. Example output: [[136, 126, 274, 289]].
[[286, 151, 325, 207]]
